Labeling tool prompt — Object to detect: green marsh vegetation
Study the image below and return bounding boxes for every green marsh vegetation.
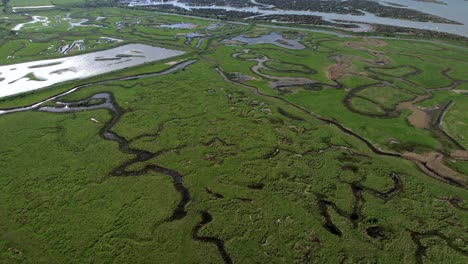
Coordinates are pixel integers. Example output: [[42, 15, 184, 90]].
[[0, 5, 467, 264]]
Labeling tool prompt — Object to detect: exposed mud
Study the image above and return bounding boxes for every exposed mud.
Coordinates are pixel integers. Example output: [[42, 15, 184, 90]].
[[336, 38, 440, 130], [365, 38, 388, 47], [344, 38, 388, 49], [326, 54, 367, 80], [403, 152, 467, 187], [396, 94, 434, 129], [217, 62, 468, 190], [451, 150, 468, 161], [0, 60, 197, 116], [324, 38, 467, 185], [217, 67, 401, 159], [326, 38, 389, 80]]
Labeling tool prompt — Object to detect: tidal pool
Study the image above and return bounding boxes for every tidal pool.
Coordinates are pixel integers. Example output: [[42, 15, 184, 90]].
[[227, 32, 305, 50], [0, 44, 185, 98], [12, 13, 102, 31], [160, 23, 197, 29]]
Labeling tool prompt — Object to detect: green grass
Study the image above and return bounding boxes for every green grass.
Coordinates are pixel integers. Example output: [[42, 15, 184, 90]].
[[264, 60, 313, 73], [441, 97, 468, 149], [0, 6, 467, 264], [350, 97, 386, 115], [392, 80, 427, 95], [338, 75, 378, 89], [368, 65, 417, 77], [389, 54, 453, 89], [356, 86, 415, 110], [284, 88, 442, 151]]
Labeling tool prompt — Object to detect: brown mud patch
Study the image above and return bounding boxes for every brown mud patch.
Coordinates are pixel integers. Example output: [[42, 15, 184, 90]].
[[403, 152, 467, 187], [326, 55, 368, 80], [396, 94, 435, 129], [451, 150, 468, 161], [327, 38, 389, 80]]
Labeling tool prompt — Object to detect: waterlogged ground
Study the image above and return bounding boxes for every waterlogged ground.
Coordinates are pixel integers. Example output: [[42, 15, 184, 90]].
[[0, 5, 467, 264]]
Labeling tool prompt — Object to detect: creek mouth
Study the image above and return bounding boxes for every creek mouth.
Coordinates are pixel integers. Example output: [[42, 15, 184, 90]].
[[0, 60, 197, 116], [222, 39, 468, 189], [38, 92, 191, 222]]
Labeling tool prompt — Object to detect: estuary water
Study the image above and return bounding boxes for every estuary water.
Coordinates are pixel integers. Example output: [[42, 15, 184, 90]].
[[0, 44, 185, 98], [228, 32, 305, 50], [377, 0, 468, 25], [124, 0, 468, 37]]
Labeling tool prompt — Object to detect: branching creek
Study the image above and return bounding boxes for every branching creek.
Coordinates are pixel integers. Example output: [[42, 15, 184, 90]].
[[0, 60, 233, 263], [316, 172, 402, 237], [220, 38, 468, 258], [1, 31, 467, 261], [225, 36, 467, 188], [2, 56, 407, 261]]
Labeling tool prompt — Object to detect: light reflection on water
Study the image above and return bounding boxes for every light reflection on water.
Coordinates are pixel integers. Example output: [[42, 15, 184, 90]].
[[0, 44, 185, 98], [376, 0, 468, 25], [160, 23, 197, 29], [228, 32, 305, 50], [126, 0, 468, 37]]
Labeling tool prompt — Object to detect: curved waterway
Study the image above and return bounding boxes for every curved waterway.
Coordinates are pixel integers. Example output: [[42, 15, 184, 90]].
[[0, 60, 197, 115], [1, 60, 197, 219], [125, 0, 468, 37], [3, 59, 231, 260], [0, 44, 185, 99], [228, 32, 305, 50], [41, 91, 192, 219]]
